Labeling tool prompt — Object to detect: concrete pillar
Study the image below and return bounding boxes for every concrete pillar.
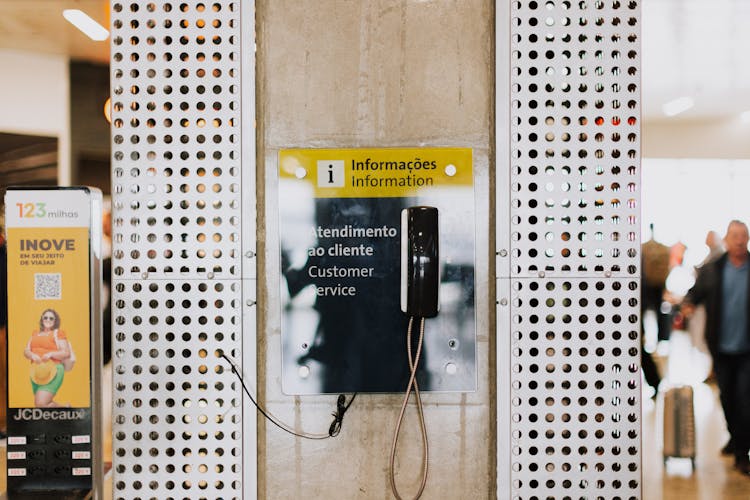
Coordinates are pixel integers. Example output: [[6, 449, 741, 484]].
[[257, 1, 494, 497]]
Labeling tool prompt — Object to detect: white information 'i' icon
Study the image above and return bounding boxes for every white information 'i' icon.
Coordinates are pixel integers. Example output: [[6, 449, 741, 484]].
[[317, 160, 345, 188]]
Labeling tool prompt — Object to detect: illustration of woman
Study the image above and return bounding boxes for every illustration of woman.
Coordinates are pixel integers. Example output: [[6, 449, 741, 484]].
[[23, 309, 70, 407]]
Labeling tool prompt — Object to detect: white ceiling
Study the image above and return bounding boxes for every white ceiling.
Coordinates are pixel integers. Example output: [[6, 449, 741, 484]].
[[642, 0, 750, 121], [0, 0, 745, 122], [0, 0, 109, 65]]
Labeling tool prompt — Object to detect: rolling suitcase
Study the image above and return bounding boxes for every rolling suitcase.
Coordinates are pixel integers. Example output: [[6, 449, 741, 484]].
[[662, 385, 696, 469]]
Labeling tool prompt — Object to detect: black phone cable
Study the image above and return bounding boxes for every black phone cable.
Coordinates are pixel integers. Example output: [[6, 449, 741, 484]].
[[220, 351, 356, 440]]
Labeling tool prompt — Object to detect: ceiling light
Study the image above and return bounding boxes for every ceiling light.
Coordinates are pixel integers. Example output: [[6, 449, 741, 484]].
[[662, 97, 694, 117], [63, 9, 109, 41]]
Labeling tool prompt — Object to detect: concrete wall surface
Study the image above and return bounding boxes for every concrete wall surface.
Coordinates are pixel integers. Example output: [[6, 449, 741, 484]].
[[257, 1, 495, 498]]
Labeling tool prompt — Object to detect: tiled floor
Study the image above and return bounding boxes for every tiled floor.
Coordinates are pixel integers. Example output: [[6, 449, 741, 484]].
[[642, 331, 750, 499], [2, 331, 750, 498], [641, 382, 750, 499]]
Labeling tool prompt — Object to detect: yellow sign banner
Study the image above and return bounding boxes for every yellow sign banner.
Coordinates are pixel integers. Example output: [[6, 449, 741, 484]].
[[6, 225, 91, 408], [279, 147, 472, 198]]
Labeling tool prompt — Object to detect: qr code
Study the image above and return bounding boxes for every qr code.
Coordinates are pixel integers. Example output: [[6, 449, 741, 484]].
[[34, 273, 62, 300]]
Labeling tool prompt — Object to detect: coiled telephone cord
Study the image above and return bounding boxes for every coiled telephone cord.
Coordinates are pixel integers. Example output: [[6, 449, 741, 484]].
[[389, 316, 429, 500]]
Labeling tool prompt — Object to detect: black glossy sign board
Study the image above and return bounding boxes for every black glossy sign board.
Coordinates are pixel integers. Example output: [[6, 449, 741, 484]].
[[278, 148, 476, 394]]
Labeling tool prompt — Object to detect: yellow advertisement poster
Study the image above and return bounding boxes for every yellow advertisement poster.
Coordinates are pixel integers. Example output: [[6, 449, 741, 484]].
[[5, 192, 91, 409]]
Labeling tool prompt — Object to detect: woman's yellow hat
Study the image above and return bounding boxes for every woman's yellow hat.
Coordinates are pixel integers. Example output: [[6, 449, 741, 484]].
[[30, 360, 57, 385]]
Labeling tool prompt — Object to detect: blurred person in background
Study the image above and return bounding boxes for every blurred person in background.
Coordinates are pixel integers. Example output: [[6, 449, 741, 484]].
[[704, 230, 727, 263], [682, 220, 750, 475], [641, 225, 671, 396], [687, 231, 725, 367]]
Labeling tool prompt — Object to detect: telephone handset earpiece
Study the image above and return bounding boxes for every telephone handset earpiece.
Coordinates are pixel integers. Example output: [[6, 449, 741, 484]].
[[400, 206, 439, 318]]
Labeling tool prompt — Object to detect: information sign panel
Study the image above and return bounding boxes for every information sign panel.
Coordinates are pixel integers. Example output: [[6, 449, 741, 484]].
[[279, 148, 476, 394]]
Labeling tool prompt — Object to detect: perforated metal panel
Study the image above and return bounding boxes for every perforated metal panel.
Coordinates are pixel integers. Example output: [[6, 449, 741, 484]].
[[509, 0, 640, 280], [500, 0, 642, 498], [508, 279, 641, 497], [109, 1, 247, 498], [109, 0, 641, 497]]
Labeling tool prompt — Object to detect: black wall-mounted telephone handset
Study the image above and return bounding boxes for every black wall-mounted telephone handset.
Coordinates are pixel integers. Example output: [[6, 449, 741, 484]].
[[401, 206, 439, 318], [392, 205, 439, 499]]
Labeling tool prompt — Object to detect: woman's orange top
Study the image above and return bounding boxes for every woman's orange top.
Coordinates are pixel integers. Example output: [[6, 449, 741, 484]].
[[29, 329, 67, 363]]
